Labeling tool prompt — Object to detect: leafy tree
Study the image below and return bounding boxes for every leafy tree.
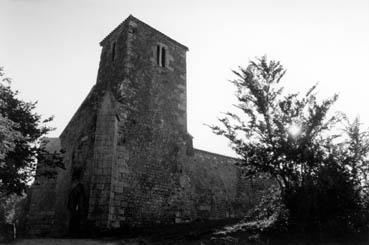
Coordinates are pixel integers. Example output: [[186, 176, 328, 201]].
[[211, 56, 369, 234], [0, 67, 60, 198], [341, 117, 369, 188], [211, 56, 339, 193], [0, 115, 22, 164]]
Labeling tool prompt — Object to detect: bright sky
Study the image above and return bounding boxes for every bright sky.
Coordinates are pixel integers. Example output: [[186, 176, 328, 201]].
[[1, 0, 369, 157]]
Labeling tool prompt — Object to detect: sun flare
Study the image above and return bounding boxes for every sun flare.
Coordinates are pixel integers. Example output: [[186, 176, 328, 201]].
[[288, 124, 302, 137]]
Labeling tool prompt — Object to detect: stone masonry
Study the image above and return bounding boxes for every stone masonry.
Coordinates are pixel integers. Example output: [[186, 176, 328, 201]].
[[26, 15, 270, 236]]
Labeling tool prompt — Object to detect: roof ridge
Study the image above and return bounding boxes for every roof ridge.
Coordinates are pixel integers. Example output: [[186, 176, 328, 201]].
[[100, 15, 188, 51], [193, 148, 239, 161], [128, 15, 188, 50], [99, 17, 129, 46]]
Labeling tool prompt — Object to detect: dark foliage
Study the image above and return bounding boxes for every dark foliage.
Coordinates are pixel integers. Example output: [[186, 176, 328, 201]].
[[285, 164, 367, 234]]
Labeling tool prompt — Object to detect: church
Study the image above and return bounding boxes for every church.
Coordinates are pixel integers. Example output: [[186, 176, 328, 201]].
[[27, 15, 268, 236]]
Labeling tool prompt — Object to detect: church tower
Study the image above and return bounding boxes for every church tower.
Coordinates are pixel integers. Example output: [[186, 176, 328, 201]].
[[27, 15, 260, 236], [84, 15, 193, 229]]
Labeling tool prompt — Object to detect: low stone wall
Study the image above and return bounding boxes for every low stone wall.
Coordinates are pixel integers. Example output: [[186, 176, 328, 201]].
[[183, 149, 267, 221]]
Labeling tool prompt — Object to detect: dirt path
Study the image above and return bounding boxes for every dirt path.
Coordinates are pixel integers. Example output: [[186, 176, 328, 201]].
[[6, 238, 150, 245]]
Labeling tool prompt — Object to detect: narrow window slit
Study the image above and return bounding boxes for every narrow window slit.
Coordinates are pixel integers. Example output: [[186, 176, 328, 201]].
[[161, 47, 166, 67], [112, 42, 116, 61], [156, 45, 161, 65]]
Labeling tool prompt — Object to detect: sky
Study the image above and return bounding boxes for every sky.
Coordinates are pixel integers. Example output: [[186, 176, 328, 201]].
[[1, 0, 369, 157]]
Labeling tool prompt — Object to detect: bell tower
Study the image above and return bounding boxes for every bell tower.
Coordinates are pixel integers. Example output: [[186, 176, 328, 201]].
[[88, 15, 192, 228], [97, 15, 189, 133]]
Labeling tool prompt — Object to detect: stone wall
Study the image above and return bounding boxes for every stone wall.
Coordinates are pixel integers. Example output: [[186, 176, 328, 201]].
[[185, 149, 270, 220], [27, 15, 272, 235], [185, 149, 246, 220]]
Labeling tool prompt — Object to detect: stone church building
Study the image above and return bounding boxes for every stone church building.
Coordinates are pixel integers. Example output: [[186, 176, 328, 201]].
[[27, 15, 267, 236]]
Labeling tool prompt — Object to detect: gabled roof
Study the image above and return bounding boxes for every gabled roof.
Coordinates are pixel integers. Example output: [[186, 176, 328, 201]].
[[100, 15, 189, 51]]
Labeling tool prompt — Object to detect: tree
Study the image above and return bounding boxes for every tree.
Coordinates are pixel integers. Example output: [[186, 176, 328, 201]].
[[341, 117, 369, 188], [211, 56, 339, 193], [0, 115, 22, 164], [0, 67, 60, 198], [211, 56, 369, 234]]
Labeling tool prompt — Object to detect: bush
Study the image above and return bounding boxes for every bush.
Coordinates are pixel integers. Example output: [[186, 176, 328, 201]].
[[284, 164, 369, 235]]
